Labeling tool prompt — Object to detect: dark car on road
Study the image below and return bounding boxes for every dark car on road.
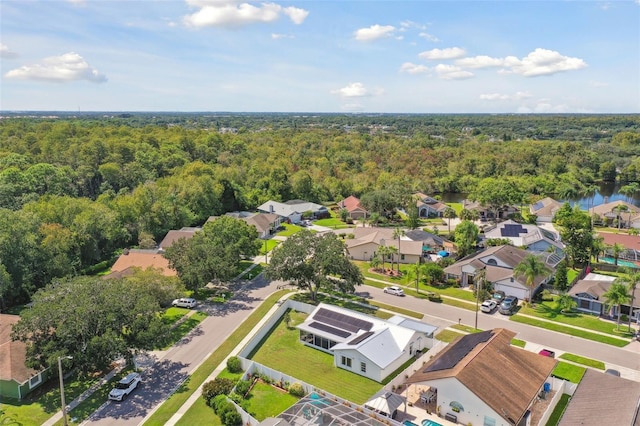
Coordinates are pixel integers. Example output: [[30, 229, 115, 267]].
[[498, 296, 519, 315]]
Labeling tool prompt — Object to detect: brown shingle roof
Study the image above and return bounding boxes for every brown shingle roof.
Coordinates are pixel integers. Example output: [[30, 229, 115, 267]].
[[558, 369, 640, 426], [0, 314, 40, 384], [110, 250, 176, 276], [338, 195, 367, 213], [158, 229, 197, 249], [244, 213, 280, 234], [529, 197, 562, 216], [406, 328, 556, 425]]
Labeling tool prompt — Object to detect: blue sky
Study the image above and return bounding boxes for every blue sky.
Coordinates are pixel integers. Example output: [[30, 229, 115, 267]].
[[1, 0, 639, 113]]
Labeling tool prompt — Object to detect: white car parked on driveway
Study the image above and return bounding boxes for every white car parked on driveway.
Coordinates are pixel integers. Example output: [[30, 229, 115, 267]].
[[108, 372, 141, 401], [383, 286, 405, 296], [480, 299, 497, 313], [172, 297, 197, 308]]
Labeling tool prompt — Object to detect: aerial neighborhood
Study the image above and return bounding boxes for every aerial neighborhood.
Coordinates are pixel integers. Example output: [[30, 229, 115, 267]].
[[1, 115, 640, 426]]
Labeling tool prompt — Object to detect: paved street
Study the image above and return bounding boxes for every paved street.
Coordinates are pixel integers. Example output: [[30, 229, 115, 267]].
[[84, 275, 282, 426]]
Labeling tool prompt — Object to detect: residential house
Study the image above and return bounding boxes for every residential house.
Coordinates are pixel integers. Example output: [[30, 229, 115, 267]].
[[462, 200, 520, 221], [404, 229, 456, 256], [337, 195, 368, 220], [107, 249, 177, 277], [443, 245, 556, 301], [158, 227, 199, 251], [0, 314, 49, 400], [569, 272, 640, 322], [558, 369, 640, 426], [596, 232, 640, 264], [404, 328, 557, 426], [257, 199, 330, 224], [297, 303, 437, 383], [345, 227, 425, 264], [221, 212, 281, 238], [414, 193, 448, 218], [590, 200, 640, 229], [483, 220, 564, 262], [529, 197, 563, 223]]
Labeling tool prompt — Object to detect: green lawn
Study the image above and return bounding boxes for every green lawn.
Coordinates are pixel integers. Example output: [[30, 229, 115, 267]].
[[451, 324, 482, 333], [567, 268, 579, 284], [558, 353, 605, 370], [144, 290, 291, 426], [545, 393, 570, 426], [276, 224, 303, 236], [434, 329, 465, 343], [162, 307, 189, 325], [249, 310, 382, 404], [552, 361, 586, 383], [241, 380, 300, 421], [510, 315, 629, 347], [164, 311, 208, 349], [447, 202, 463, 215], [259, 239, 280, 254], [314, 218, 346, 227], [511, 338, 526, 348], [175, 397, 222, 426], [518, 299, 635, 338]]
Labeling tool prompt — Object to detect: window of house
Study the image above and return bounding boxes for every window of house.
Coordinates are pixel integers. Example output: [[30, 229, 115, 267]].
[[483, 416, 496, 426], [580, 299, 590, 309], [401, 254, 405, 260], [29, 373, 42, 389], [341, 356, 352, 368], [487, 258, 498, 266], [360, 362, 367, 373]]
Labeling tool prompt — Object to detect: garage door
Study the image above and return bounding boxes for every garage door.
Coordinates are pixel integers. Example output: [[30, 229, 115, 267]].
[[494, 284, 527, 300]]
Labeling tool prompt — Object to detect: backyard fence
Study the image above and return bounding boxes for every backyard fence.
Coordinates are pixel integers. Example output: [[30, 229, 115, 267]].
[[536, 378, 577, 426], [383, 339, 449, 392]]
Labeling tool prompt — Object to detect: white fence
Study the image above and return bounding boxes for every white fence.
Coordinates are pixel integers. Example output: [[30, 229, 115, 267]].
[[383, 339, 449, 392], [535, 378, 577, 426]]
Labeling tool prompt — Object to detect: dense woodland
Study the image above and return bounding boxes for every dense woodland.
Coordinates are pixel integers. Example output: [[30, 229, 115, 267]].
[[0, 113, 639, 307]]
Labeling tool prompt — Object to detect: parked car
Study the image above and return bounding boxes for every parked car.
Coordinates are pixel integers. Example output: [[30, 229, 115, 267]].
[[172, 297, 197, 308], [108, 372, 141, 401], [605, 369, 620, 376], [480, 300, 497, 313], [498, 296, 519, 315], [491, 290, 506, 304], [538, 349, 555, 358], [383, 286, 405, 296]]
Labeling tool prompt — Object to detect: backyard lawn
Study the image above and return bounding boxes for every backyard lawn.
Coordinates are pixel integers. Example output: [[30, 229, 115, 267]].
[[241, 380, 300, 421], [248, 310, 382, 405]]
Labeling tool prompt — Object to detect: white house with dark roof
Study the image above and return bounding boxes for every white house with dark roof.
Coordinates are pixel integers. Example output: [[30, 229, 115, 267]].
[[297, 304, 437, 382], [345, 227, 425, 264], [257, 200, 329, 224], [483, 220, 564, 262]]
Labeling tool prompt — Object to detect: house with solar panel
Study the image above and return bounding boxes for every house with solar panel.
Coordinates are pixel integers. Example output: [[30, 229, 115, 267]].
[[443, 245, 557, 301], [483, 220, 564, 261], [529, 197, 563, 223], [403, 328, 557, 426], [297, 304, 438, 383]]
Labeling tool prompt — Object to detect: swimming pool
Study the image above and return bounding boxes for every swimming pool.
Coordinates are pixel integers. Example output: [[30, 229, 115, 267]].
[[422, 420, 443, 426], [600, 257, 639, 268], [402, 421, 418, 426]]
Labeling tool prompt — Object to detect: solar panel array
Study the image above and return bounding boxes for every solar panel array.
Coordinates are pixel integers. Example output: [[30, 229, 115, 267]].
[[500, 223, 528, 237], [348, 331, 375, 345], [532, 201, 544, 211], [424, 330, 493, 372], [314, 307, 374, 333], [309, 321, 351, 338]]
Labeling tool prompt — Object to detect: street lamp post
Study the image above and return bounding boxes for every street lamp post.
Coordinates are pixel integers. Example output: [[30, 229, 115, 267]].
[[58, 356, 72, 426]]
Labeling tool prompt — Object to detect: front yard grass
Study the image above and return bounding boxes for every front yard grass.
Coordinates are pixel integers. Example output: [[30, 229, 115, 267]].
[[144, 290, 291, 426], [314, 218, 346, 227], [434, 329, 465, 343], [518, 299, 635, 338], [276, 224, 303, 236], [511, 338, 526, 348], [259, 239, 280, 254], [248, 310, 382, 405], [552, 361, 586, 383], [509, 315, 629, 347], [164, 311, 208, 349], [242, 380, 300, 421], [558, 353, 605, 370]]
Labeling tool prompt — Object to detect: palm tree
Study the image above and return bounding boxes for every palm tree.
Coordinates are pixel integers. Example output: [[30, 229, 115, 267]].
[[610, 243, 625, 265], [557, 293, 577, 313], [406, 261, 425, 293], [590, 235, 606, 264], [603, 281, 631, 331], [514, 254, 549, 302], [387, 246, 398, 273], [618, 269, 640, 332], [393, 226, 406, 273], [377, 245, 390, 271], [443, 207, 457, 234]]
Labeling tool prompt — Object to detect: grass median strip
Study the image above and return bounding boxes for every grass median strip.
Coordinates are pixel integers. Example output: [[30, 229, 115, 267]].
[[558, 353, 605, 370], [510, 315, 629, 347], [143, 289, 290, 426]]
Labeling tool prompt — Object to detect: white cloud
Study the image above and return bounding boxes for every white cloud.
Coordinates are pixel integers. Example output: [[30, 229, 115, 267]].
[[0, 43, 19, 59], [418, 32, 440, 42], [4, 52, 107, 83], [399, 62, 430, 74], [354, 24, 396, 41], [589, 80, 609, 87], [501, 48, 587, 77], [434, 64, 473, 80], [330, 82, 384, 97], [480, 91, 532, 101], [455, 55, 505, 69], [183, 1, 309, 28], [400, 21, 427, 31], [419, 47, 466, 60]]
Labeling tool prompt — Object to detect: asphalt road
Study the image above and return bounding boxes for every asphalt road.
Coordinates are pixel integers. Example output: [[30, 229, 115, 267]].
[[85, 274, 282, 426], [367, 285, 640, 371], [84, 278, 639, 425]]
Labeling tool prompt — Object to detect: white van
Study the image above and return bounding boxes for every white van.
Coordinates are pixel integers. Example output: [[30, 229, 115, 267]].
[[172, 297, 197, 308]]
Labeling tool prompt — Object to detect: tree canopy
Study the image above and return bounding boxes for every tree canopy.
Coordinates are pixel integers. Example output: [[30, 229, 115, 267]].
[[11, 271, 181, 374], [164, 216, 260, 291], [265, 230, 364, 301]]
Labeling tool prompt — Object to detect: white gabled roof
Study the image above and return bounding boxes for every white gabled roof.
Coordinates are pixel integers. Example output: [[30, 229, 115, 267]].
[[387, 315, 438, 336]]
